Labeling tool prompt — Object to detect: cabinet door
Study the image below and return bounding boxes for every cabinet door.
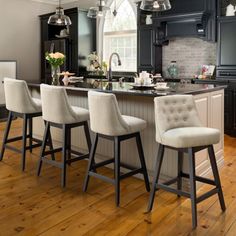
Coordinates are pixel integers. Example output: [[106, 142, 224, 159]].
[[218, 18, 236, 68], [138, 26, 155, 72], [224, 87, 232, 132]]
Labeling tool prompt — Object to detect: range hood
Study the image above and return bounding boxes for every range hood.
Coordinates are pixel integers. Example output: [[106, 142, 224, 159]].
[[153, 11, 211, 41], [155, 11, 209, 38]]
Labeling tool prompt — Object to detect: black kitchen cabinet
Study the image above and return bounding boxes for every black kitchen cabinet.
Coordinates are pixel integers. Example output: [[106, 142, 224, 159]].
[[159, 0, 206, 16], [152, 0, 217, 42], [224, 85, 233, 132], [217, 17, 236, 71], [193, 79, 236, 136], [39, 8, 96, 83], [224, 84, 236, 136], [138, 26, 155, 72], [137, 5, 162, 74]]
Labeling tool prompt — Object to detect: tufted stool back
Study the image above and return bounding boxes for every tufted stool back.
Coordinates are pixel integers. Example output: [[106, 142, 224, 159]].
[[4, 77, 40, 114], [154, 95, 202, 143], [88, 91, 130, 136], [40, 84, 80, 124]]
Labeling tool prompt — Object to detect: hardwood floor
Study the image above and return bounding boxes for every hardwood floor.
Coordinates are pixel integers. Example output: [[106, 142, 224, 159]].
[[0, 119, 236, 236]]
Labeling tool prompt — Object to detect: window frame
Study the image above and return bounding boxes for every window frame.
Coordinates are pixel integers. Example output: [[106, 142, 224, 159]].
[[97, 0, 138, 74]]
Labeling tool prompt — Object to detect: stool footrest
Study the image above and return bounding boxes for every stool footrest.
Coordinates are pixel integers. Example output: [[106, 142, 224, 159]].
[[88, 171, 115, 185], [25, 143, 42, 150], [44, 148, 62, 156], [162, 177, 179, 186], [120, 168, 143, 180], [70, 150, 84, 156], [181, 172, 216, 185], [5, 144, 22, 154], [67, 153, 89, 164], [41, 157, 62, 168], [32, 137, 42, 144], [94, 158, 114, 169], [5, 135, 30, 143], [196, 187, 219, 204], [156, 184, 191, 198]]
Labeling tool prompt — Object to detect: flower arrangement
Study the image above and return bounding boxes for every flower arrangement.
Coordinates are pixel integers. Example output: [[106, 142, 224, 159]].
[[45, 52, 65, 67], [45, 52, 65, 85], [87, 52, 107, 76]]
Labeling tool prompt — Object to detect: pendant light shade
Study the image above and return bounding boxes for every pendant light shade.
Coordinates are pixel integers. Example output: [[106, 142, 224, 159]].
[[140, 0, 171, 12], [48, 0, 72, 26], [87, 0, 110, 18]]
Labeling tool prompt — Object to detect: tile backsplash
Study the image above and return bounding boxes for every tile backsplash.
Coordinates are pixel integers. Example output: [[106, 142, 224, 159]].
[[162, 37, 217, 79]]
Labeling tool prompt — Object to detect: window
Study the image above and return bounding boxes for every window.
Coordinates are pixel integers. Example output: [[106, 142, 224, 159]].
[[103, 0, 137, 72]]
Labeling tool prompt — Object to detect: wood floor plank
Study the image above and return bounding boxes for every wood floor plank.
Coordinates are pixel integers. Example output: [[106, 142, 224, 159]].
[[0, 120, 236, 235]]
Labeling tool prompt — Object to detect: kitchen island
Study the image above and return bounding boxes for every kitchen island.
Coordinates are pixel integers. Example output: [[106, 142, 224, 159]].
[[29, 82, 226, 188]]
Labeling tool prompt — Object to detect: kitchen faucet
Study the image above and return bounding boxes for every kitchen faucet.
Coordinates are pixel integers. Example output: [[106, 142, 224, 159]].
[[108, 52, 121, 82]]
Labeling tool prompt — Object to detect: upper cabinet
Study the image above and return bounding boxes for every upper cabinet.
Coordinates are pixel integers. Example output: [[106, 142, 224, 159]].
[[216, 1, 236, 75], [151, 0, 217, 42], [218, 0, 236, 17], [39, 8, 96, 83], [158, 0, 206, 15], [137, 5, 162, 73]]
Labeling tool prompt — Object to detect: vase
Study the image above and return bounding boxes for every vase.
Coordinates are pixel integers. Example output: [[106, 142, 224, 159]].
[[146, 15, 152, 25], [167, 61, 178, 79], [51, 66, 60, 86]]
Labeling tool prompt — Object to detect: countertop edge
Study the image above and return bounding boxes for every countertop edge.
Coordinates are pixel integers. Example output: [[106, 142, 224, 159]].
[[27, 83, 227, 97]]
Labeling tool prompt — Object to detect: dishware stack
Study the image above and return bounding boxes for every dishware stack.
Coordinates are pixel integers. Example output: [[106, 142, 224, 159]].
[[134, 71, 153, 86]]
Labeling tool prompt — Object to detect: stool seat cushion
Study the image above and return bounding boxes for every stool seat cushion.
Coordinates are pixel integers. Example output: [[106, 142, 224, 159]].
[[122, 115, 147, 135], [71, 106, 90, 123], [162, 127, 220, 148]]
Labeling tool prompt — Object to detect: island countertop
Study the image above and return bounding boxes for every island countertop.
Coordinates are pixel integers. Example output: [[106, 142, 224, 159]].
[[28, 81, 227, 97]]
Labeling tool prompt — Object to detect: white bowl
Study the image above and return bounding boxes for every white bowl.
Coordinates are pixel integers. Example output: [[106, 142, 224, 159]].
[[155, 82, 167, 88]]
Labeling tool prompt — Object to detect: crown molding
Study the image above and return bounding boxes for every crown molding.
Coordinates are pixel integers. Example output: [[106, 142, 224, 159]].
[[31, 0, 77, 5]]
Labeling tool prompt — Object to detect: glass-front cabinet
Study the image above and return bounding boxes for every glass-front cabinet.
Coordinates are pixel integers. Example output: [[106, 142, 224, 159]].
[[218, 0, 236, 17]]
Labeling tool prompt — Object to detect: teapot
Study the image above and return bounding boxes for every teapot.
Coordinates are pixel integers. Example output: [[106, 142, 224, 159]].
[[226, 4, 236, 16]]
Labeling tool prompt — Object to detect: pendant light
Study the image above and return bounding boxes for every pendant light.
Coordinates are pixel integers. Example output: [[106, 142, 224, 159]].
[[48, 0, 72, 26], [113, 0, 117, 17], [87, 0, 110, 18], [140, 0, 171, 12]]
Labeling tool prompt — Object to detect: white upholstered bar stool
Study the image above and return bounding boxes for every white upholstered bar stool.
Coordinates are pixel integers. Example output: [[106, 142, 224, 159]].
[[83, 91, 150, 206], [37, 84, 91, 188], [0, 78, 53, 171], [147, 95, 226, 228]]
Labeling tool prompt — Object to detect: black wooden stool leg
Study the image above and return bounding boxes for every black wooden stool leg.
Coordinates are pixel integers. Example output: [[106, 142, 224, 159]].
[[43, 120, 54, 160], [188, 148, 197, 229], [147, 144, 164, 212], [0, 111, 13, 161], [67, 128, 71, 166], [84, 122, 96, 171], [114, 137, 121, 207], [83, 134, 98, 192], [136, 133, 150, 192], [208, 145, 226, 211], [84, 121, 92, 150], [61, 125, 68, 188], [29, 118, 33, 153], [177, 151, 183, 197], [48, 128, 55, 160], [37, 121, 50, 176], [21, 115, 28, 171]]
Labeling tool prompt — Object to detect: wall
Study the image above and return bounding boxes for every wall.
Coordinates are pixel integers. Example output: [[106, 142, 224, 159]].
[[62, 1, 89, 10], [0, 0, 55, 82], [162, 37, 217, 79]]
